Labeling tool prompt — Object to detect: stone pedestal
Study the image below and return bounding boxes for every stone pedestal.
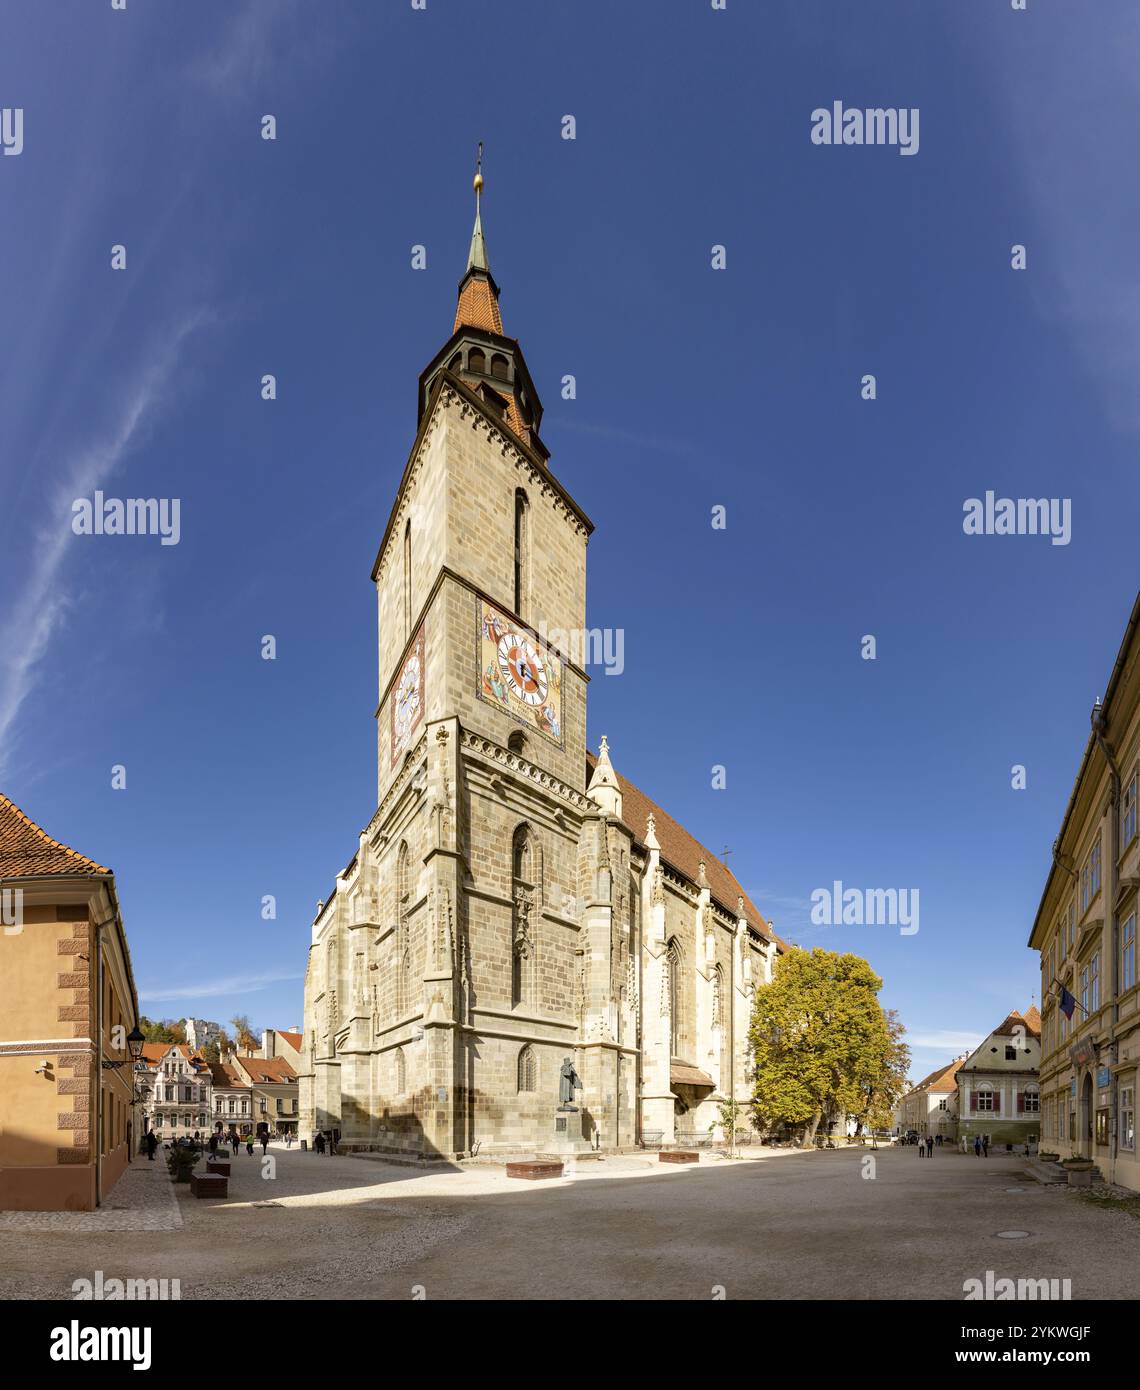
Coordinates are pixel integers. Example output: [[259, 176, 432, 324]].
[[541, 1107, 594, 1158]]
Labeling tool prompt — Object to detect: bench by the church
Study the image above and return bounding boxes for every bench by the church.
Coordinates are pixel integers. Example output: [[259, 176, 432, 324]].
[[506, 1161, 564, 1181], [659, 1151, 699, 1165], [189, 1172, 228, 1198]]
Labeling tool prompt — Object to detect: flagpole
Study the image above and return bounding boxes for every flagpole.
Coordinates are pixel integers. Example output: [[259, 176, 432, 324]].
[[1050, 976, 1090, 1018]]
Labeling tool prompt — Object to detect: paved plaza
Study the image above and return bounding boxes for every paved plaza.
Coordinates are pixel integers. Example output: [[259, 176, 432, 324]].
[[0, 1144, 1135, 1301]]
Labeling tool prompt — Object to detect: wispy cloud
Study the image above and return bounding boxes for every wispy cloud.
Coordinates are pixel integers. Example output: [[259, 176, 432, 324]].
[[907, 1029, 982, 1054], [0, 313, 208, 778], [140, 968, 303, 1005]]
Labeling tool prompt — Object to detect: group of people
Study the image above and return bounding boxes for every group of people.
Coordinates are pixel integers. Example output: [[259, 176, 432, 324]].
[[966, 1134, 991, 1157], [912, 1134, 941, 1156]]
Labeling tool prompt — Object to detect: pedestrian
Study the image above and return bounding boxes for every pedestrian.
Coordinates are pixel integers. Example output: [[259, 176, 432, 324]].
[[145, 1130, 158, 1162], [285, 1132, 293, 1149], [246, 1135, 254, 1156], [192, 1130, 201, 1148], [917, 1134, 924, 1157], [260, 1132, 269, 1156], [231, 1131, 240, 1156], [974, 1135, 982, 1157], [926, 1136, 934, 1157], [331, 1127, 340, 1155], [208, 1132, 218, 1157], [982, 1135, 989, 1158], [314, 1131, 326, 1155]]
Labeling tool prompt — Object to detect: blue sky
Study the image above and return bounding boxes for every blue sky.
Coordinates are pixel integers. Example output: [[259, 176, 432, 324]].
[[1, 1, 1137, 1081]]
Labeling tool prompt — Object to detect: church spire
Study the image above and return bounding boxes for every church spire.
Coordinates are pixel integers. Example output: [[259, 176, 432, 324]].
[[466, 142, 490, 275], [454, 143, 503, 335]]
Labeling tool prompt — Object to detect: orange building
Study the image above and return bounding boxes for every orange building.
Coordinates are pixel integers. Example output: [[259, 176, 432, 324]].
[[0, 793, 141, 1211]]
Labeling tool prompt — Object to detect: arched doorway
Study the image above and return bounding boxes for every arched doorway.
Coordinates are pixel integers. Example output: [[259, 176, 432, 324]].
[[1080, 1073, 1093, 1158]]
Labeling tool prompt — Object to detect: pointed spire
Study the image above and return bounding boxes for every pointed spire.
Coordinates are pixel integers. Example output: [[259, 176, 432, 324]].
[[587, 735, 622, 818], [466, 141, 490, 274], [454, 142, 502, 335]]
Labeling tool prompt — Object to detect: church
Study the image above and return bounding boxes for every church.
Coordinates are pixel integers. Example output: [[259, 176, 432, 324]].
[[297, 163, 786, 1159]]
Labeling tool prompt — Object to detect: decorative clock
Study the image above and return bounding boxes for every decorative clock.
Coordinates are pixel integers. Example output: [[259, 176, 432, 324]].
[[477, 599, 562, 746], [390, 627, 425, 766]]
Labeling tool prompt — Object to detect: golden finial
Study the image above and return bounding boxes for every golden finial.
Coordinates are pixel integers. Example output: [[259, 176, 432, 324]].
[[473, 141, 484, 197]]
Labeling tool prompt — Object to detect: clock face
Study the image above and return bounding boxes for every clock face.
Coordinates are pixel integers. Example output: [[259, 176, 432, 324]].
[[390, 628, 425, 766], [497, 634, 547, 706], [477, 600, 563, 747], [394, 655, 421, 739]]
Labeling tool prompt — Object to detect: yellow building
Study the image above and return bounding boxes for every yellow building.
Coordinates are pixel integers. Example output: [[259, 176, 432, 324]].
[[0, 792, 141, 1211], [1029, 592, 1140, 1188]]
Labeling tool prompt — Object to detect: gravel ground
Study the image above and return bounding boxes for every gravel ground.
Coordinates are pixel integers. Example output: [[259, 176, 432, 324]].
[[0, 1143, 1135, 1300]]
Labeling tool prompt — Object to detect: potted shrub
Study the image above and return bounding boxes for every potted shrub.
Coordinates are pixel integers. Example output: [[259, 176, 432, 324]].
[[1061, 1152, 1095, 1186], [166, 1145, 202, 1184]]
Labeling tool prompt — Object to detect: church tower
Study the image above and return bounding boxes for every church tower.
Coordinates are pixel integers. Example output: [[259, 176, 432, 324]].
[[298, 154, 778, 1161], [303, 154, 619, 1160]]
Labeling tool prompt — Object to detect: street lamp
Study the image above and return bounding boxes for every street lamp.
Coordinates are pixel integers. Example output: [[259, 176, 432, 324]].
[[101, 1025, 146, 1070]]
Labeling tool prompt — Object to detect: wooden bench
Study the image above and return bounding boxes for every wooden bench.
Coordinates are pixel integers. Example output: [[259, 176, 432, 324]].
[[659, 1151, 699, 1165], [189, 1172, 228, 1198], [205, 1160, 231, 1176], [506, 1161, 564, 1181]]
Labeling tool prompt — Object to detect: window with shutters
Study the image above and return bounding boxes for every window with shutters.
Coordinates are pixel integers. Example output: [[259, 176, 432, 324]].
[[1023, 1087, 1039, 1113], [1124, 772, 1137, 849], [1121, 1086, 1135, 1151]]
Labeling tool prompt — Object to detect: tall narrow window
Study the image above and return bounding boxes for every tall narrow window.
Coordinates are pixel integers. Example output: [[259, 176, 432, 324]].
[[394, 1046, 407, 1095], [517, 1044, 536, 1093], [396, 842, 410, 1013], [1123, 913, 1136, 992], [403, 519, 412, 642], [666, 938, 682, 1059], [511, 824, 536, 1008], [513, 489, 529, 619]]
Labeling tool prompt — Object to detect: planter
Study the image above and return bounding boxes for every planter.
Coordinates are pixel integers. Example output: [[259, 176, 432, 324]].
[[1067, 1167, 1094, 1187]]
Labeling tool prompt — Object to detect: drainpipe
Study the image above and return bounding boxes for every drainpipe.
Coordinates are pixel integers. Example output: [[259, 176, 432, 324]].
[[1091, 697, 1120, 1180]]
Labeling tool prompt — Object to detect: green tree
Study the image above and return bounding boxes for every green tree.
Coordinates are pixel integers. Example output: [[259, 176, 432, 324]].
[[748, 948, 891, 1148], [853, 1008, 911, 1141], [231, 1015, 258, 1054], [139, 1016, 179, 1044]]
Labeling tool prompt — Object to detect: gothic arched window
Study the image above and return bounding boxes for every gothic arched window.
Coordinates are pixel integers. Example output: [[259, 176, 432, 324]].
[[512, 824, 537, 1009], [396, 842, 411, 1012], [517, 1044, 536, 1093], [666, 938, 682, 1059], [513, 489, 529, 619], [712, 963, 724, 1028], [403, 519, 412, 642], [394, 1046, 407, 1095]]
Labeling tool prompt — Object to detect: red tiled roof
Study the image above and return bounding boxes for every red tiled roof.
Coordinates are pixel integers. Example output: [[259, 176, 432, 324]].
[[0, 791, 109, 878], [587, 754, 786, 951], [209, 1061, 243, 1088], [906, 1059, 961, 1096], [275, 1030, 302, 1053], [454, 274, 502, 335], [139, 1042, 209, 1071], [993, 1008, 1041, 1040], [236, 1055, 297, 1084]]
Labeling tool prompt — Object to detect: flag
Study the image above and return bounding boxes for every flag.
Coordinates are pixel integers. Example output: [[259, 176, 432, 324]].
[[1058, 984, 1076, 1019]]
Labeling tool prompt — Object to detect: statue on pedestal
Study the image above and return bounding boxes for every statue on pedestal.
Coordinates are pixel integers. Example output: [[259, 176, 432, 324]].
[[558, 1056, 582, 1111]]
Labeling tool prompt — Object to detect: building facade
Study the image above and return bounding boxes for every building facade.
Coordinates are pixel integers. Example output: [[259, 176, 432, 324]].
[[136, 1043, 212, 1140], [1030, 593, 1140, 1186], [298, 175, 783, 1160], [897, 1058, 961, 1139], [230, 1054, 300, 1136], [0, 793, 139, 1211], [956, 1008, 1040, 1149]]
